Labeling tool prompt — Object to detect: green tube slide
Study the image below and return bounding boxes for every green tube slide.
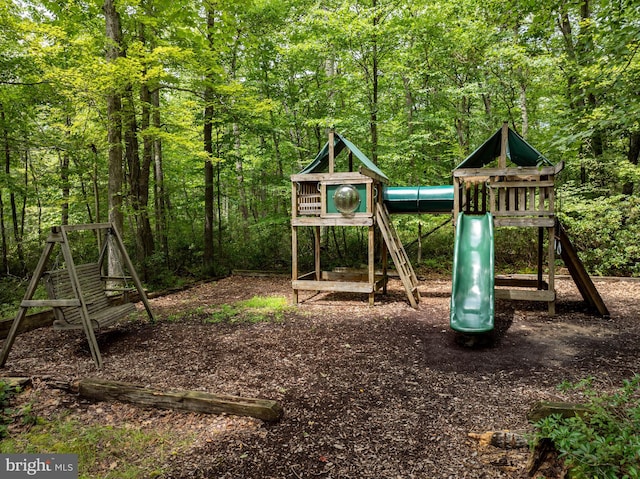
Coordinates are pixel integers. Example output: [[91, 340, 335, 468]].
[[450, 212, 495, 333], [383, 185, 453, 214]]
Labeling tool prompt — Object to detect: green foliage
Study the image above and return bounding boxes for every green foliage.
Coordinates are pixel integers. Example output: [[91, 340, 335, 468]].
[[558, 185, 640, 276], [1, 0, 639, 284], [534, 376, 640, 479], [0, 380, 13, 439], [0, 380, 32, 440], [0, 416, 191, 479]]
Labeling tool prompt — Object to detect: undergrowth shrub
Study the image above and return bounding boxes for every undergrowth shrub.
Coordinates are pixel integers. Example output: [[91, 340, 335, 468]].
[[534, 375, 640, 478], [0, 380, 12, 439], [0, 380, 34, 439], [558, 184, 640, 277]]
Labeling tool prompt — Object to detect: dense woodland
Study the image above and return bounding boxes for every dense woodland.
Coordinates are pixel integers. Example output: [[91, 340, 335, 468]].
[[0, 0, 639, 296]]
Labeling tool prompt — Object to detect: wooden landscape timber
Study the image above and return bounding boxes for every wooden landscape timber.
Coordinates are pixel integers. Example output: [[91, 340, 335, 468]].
[[77, 378, 284, 422], [0, 311, 54, 340]]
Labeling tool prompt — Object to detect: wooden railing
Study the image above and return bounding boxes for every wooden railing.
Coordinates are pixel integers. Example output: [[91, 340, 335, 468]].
[[453, 164, 563, 227], [295, 181, 322, 216]]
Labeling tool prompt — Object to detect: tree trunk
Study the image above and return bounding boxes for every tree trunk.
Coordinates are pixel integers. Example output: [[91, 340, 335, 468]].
[[519, 75, 528, 139], [370, 0, 379, 165], [151, 88, 168, 260], [204, 95, 215, 275], [104, 0, 125, 277], [60, 149, 70, 225], [5, 116, 24, 273], [0, 189, 6, 275], [402, 75, 414, 136], [234, 122, 249, 222], [203, 6, 216, 275], [0, 103, 7, 274], [137, 82, 155, 266], [622, 131, 640, 195]]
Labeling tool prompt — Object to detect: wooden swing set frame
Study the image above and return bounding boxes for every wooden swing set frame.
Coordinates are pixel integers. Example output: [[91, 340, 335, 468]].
[[0, 223, 155, 369]]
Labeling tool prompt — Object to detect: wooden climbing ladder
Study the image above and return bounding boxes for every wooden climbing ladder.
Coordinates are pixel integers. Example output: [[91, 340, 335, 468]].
[[376, 203, 421, 308], [0, 223, 155, 369]]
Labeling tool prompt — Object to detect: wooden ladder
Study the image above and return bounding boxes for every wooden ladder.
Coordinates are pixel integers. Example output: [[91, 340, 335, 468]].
[[376, 204, 420, 308]]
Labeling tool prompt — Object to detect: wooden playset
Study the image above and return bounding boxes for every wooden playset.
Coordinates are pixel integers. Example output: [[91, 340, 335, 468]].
[[292, 126, 609, 333]]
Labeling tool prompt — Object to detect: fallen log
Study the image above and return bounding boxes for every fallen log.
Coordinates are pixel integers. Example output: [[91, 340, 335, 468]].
[[468, 430, 528, 449], [77, 378, 283, 422], [527, 401, 591, 423]]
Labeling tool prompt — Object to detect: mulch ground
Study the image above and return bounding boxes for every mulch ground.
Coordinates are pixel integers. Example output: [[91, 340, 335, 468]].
[[2, 274, 640, 478]]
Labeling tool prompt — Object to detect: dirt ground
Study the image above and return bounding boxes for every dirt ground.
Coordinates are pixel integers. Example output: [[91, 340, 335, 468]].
[[2, 274, 640, 478]]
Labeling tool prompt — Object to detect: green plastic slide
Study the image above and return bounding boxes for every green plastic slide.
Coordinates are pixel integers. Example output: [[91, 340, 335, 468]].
[[450, 212, 495, 333]]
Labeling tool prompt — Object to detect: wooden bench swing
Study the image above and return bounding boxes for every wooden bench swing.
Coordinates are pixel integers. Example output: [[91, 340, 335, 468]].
[[0, 223, 155, 369]]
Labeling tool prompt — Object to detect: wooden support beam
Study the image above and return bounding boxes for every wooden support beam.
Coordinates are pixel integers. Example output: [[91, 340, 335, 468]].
[[328, 129, 335, 174], [292, 279, 378, 294], [556, 221, 609, 317], [494, 289, 555, 302], [77, 378, 284, 422]]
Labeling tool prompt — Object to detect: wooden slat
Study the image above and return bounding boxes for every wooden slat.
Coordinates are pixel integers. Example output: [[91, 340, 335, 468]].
[[492, 210, 553, 217], [494, 218, 555, 227], [291, 217, 374, 227], [453, 165, 558, 178], [21, 299, 80, 307], [489, 180, 555, 188], [292, 279, 376, 293], [59, 223, 112, 232], [495, 277, 548, 289], [495, 289, 555, 301], [45, 263, 135, 330]]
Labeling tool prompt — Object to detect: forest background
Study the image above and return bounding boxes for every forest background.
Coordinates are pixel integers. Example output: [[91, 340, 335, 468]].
[[0, 0, 639, 308]]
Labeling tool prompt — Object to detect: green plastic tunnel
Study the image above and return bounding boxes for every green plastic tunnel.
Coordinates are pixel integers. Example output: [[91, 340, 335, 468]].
[[383, 185, 454, 214]]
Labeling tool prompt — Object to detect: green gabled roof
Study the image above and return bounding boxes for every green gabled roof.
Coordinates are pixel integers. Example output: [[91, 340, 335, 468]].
[[299, 132, 389, 182], [455, 126, 553, 169]]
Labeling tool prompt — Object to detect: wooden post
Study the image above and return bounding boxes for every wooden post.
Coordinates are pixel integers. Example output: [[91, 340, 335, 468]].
[[291, 226, 298, 304], [547, 226, 555, 316], [537, 227, 544, 289], [0, 237, 57, 367], [109, 225, 155, 323], [328, 129, 335, 174], [291, 182, 298, 304], [59, 226, 104, 368], [417, 222, 422, 263], [314, 226, 321, 281], [368, 223, 375, 306]]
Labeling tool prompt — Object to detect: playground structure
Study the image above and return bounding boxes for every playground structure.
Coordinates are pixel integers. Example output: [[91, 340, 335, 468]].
[[290, 131, 418, 307], [0, 223, 155, 368], [291, 125, 609, 333]]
